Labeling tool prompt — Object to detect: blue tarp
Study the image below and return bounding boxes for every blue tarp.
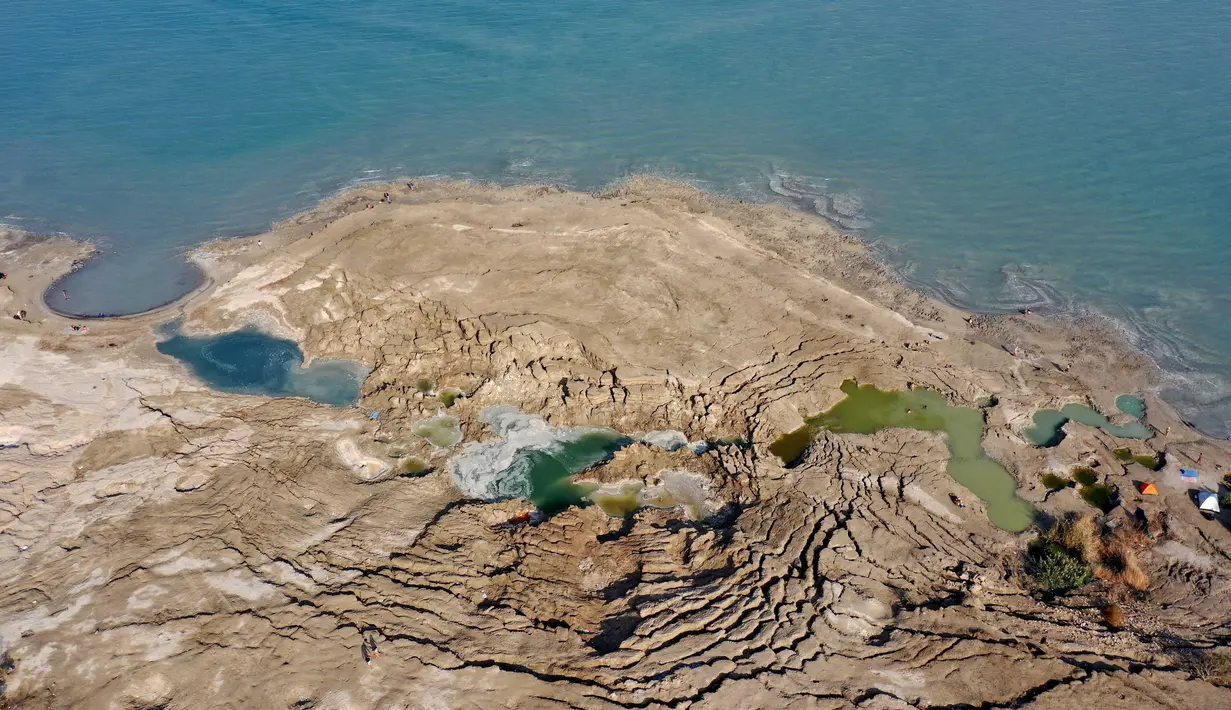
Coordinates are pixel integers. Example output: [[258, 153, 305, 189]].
[[1180, 468, 1200, 480]]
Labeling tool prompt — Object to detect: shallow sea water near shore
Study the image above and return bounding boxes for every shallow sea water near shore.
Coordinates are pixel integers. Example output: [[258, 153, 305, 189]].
[[4, 0, 1231, 434]]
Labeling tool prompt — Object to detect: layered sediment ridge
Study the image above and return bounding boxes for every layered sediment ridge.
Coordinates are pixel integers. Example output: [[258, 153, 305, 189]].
[[1, 178, 1229, 709]]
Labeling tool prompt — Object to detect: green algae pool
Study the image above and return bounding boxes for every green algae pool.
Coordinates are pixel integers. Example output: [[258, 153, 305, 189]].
[[1041, 473, 1073, 491], [412, 415, 463, 448], [1072, 467, 1099, 486], [770, 380, 1035, 533], [585, 470, 714, 520], [583, 480, 646, 517], [398, 457, 430, 475], [1113, 447, 1165, 470], [1025, 397, 1152, 447], [1079, 484, 1118, 513]]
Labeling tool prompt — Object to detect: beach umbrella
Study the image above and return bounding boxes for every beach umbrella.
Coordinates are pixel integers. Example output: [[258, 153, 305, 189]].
[[1197, 491, 1220, 515], [1138, 482, 1159, 495], [1180, 469, 1200, 482]]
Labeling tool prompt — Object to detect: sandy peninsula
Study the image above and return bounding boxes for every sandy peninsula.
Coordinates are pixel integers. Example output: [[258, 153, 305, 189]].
[[1, 177, 1229, 709]]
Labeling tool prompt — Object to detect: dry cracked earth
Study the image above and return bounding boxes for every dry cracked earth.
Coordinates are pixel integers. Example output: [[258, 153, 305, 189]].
[[2, 179, 1230, 709]]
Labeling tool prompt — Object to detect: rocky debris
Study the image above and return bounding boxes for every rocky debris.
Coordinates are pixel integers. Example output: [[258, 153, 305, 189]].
[[1, 179, 1229, 708]]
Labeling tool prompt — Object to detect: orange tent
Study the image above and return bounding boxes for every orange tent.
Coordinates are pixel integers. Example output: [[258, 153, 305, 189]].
[[1139, 482, 1159, 495]]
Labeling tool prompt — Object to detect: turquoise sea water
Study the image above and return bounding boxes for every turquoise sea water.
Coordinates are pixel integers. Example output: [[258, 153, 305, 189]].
[[2, 1, 1229, 434]]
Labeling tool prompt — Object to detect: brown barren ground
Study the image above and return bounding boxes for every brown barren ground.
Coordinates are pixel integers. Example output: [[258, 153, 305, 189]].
[[1, 178, 1229, 709]]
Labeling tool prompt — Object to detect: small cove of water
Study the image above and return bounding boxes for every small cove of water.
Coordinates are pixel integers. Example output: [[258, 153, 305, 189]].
[[585, 470, 714, 520], [155, 327, 367, 406]]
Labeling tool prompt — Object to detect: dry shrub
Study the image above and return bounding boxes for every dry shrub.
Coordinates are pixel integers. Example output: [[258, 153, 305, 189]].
[[1176, 648, 1231, 687], [1101, 603, 1125, 628], [1095, 540, 1151, 591], [1053, 513, 1102, 563], [1038, 513, 1153, 594], [36, 335, 73, 353], [1113, 522, 1154, 552], [1027, 513, 1101, 593]]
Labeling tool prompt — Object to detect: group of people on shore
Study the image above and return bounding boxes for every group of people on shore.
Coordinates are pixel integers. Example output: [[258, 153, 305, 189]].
[[366, 192, 397, 210], [3, 270, 22, 321], [3, 271, 91, 330]]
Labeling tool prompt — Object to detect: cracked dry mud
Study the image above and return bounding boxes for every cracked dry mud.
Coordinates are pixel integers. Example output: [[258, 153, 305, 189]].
[[2, 178, 1230, 709]]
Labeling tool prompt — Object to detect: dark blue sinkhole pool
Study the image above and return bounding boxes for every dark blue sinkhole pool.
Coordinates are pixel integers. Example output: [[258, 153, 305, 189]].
[[155, 327, 367, 406]]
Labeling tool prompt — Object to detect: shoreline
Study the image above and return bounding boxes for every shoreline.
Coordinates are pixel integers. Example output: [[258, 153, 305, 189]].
[[5, 174, 1220, 443]]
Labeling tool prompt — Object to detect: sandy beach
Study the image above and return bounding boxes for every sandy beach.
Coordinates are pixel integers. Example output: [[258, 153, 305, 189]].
[[1, 177, 1229, 709]]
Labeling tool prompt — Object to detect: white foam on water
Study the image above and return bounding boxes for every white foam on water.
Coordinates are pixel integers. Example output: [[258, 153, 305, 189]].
[[450, 405, 619, 501]]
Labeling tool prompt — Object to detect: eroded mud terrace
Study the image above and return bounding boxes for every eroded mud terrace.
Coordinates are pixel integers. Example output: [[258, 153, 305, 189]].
[[1, 179, 1229, 709]]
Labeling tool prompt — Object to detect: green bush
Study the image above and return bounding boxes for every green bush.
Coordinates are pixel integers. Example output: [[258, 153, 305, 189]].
[[1028, 542, 1094, 592]]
